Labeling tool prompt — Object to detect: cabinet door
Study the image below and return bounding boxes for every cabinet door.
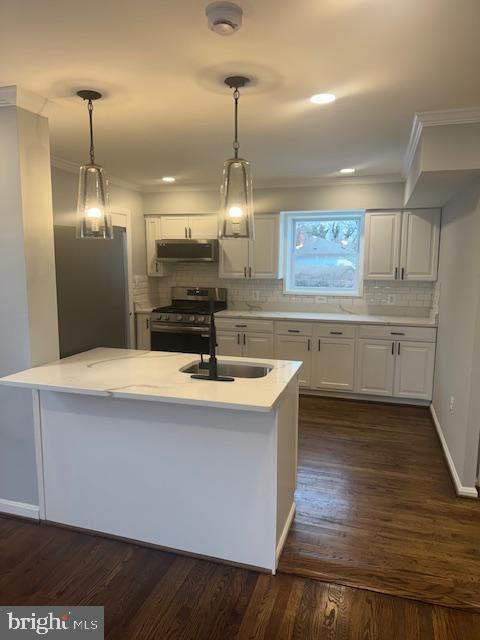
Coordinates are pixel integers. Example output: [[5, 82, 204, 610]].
[[394, 341, 435, 400], [188, 215, 218, 239], [159, 216, 189, 239], [400, 210, 440, 281], [216, 331, 243, 356], [250, 214, 280, 279], [135, 315, 151, 350], [356, 339, 395, 396], [313, 338, 355, 391], [274, 335, 312, 387], [243, 333, 274, 359], [364, 212, 402, 280], [218, 239, 250, 279], [145, 218, 165, 277]]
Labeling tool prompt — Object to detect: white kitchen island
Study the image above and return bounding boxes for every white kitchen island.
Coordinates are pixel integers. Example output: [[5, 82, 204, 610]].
[[0, 348, 301, 572]]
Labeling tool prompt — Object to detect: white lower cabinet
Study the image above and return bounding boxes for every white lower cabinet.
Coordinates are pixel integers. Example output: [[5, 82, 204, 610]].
[[356, 339, 395, 396], [313, 337, 355, 391], [394, 341, 435, 400], [136, 314, 151, 350], [274, 335, 312, 387], [217, 331, 274, 358]]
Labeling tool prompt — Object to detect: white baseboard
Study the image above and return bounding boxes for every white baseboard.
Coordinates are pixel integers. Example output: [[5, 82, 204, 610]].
[[0, 498, 40, 520], [430, 405, 478, 499], [275, 501, 296, 571], [300, 388, 430, 406]]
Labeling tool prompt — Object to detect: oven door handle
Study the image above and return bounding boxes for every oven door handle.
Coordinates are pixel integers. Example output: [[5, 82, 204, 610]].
[[150, 325, 210, 335]]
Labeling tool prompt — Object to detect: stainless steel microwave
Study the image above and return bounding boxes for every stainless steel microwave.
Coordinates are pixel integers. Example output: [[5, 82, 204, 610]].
[[155, 239, 219, 262]]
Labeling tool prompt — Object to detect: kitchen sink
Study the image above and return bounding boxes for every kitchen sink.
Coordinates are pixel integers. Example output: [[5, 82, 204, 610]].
[[181, 361, 273, 379]]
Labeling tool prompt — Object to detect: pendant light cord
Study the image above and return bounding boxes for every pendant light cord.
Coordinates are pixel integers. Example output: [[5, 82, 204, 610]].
[[88, 99, 95, 165], [233, 88, 240, 159]]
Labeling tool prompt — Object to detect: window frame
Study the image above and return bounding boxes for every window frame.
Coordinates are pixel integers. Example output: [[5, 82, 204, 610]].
[[282, 210, 365, 297]]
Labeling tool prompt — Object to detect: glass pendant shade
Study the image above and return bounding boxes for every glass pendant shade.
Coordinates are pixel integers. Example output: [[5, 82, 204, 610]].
[[76, 164, 113, 239], [219, 157, 254, 239]]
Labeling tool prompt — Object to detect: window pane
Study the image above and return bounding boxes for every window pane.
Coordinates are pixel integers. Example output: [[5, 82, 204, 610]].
[[290, 217, 361, 292]]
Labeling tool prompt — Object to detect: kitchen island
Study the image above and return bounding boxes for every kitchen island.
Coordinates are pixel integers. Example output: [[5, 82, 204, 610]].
[[0, 348, 301, 572]]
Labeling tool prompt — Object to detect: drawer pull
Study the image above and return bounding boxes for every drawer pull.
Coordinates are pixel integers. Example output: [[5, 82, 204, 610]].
[[288, 329, 300, 333], [235, 324, 247, 328], [390, 332, 405, 335], [330, 331, 343, 335]]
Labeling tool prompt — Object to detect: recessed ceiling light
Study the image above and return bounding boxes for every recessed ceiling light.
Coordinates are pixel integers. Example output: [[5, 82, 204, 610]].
[[310, 93, 336, 105], [340, 168, 355, 174], [161, 176, 176, 183]]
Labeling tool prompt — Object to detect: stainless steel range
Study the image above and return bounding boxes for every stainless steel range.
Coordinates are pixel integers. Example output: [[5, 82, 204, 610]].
[[150, 287, 227, 354]]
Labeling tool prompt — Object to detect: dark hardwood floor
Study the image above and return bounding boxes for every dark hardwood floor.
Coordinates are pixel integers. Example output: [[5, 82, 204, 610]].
[[279, 396, 480, 612], [1, 515, 480, 639]]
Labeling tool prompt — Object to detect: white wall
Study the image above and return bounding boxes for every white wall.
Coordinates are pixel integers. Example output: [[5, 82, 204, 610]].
[[143, 181, 405, 215], [52, 167, 146, 275], [432, 178, 480, 490]]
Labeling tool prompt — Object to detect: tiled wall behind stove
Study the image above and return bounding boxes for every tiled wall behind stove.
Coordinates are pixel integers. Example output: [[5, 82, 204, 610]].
[[134, 263, 435, 316]]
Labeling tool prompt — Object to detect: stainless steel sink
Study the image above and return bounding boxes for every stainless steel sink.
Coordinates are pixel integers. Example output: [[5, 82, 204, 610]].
[[181, 361, 273, 379]]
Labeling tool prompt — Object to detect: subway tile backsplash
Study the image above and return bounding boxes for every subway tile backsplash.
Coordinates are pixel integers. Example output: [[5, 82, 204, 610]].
[[134, 263, 435, 318]]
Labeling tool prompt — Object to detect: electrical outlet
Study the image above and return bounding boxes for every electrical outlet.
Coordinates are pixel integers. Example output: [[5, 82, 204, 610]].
[[387, 294, 396, 305], [449, 396, 455, 411], [315, 296, 327, 303]]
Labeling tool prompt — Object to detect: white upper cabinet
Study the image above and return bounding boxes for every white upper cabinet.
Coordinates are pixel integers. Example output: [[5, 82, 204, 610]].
[[364, 209, 440, 281], [219, 213, 281, 279], [188, 215, 218, 239], [400, 210, 440, 281], [145, 218, 166, 277], [364, 212, 402, 280], [159, 215, 218, 240], [159, 216, 189, 239]]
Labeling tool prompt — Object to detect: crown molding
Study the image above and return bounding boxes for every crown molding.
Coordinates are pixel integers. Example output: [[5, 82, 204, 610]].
[[51, 156, 142, 192], [0, 85, 56, 117], [142, 174, 404, 193], [403, 107, 480, 178]]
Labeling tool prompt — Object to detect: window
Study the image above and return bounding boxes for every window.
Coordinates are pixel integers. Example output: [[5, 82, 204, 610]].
[[283, 211, 364, 296]]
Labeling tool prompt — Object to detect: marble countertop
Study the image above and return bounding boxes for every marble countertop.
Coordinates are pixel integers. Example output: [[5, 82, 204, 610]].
[[216, 309, 437, 327], [0, 348, 301, 413]]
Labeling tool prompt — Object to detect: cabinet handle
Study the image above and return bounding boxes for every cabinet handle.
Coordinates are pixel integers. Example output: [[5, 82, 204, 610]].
[[390, 331, 405, 336], [244, 266, 247, 278], [288, 329, 300, 333], [395, 267, 398, 280], [243, 334, 246, 345], [185, 227, 188, 238], [307, 339, 310, 351], [401, 267, 405, 280], [235, 324, 247, 328], [189, 227, 192, 239], [249, 266, 252, 278], [318, 339, 321, 351], [237, 333, 240, 345], [398, 342, 401, 355], [330, 331, 343, 335], [391, 341, 395, 355], [146, 318, 149, 329]]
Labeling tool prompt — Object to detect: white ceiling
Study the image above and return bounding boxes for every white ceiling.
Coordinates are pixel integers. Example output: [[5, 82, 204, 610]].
[[1, 0, 479, 189]]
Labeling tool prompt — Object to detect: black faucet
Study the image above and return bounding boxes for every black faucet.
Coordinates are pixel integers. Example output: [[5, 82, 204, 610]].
[[191, 299, 234, 382]]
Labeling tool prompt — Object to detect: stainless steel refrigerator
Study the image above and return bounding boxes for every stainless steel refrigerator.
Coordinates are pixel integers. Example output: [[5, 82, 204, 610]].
[[54, 225, 128, 358]]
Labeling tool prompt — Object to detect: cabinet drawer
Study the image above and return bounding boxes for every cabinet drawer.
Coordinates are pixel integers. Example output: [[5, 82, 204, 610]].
[[314, 323, 356, 339], [215, 318, 274, 334], [275, 321, 313, 336], [358, 324, 436, 342]]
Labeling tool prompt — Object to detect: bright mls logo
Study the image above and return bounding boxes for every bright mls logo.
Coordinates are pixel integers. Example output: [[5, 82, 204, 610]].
[[0, 607, 104, 638]]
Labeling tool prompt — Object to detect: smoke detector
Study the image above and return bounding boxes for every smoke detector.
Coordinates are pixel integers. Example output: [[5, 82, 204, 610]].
[[206, 2, 243, 36]]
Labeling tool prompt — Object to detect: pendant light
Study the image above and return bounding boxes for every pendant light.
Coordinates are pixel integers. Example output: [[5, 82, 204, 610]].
[[76, 90, 113, 239], [219, 76, 255, 240]]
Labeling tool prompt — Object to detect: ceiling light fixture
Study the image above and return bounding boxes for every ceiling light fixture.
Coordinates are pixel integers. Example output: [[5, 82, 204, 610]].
[[206, 2, 243, 36], [162, 176, 176, 183], [340, 167, 356, 174], [75, 90, 112, 239], [218, 76, 254, 240], [310, 93, 336, 105]]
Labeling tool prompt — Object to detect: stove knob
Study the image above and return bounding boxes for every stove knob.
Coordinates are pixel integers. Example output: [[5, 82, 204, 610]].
[[175, 314, 183, 322], [164, 314, 169, 321], [196, 315, 205, 323], [188, 315, 196, 322]]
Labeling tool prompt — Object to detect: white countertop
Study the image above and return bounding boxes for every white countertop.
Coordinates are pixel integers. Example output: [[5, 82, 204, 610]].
[[0, 348, 301, 413], [216, 309, 437, 327]]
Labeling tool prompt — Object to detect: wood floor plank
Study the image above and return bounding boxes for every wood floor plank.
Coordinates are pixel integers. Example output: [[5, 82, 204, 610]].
[[278, 396, 480, 611]]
